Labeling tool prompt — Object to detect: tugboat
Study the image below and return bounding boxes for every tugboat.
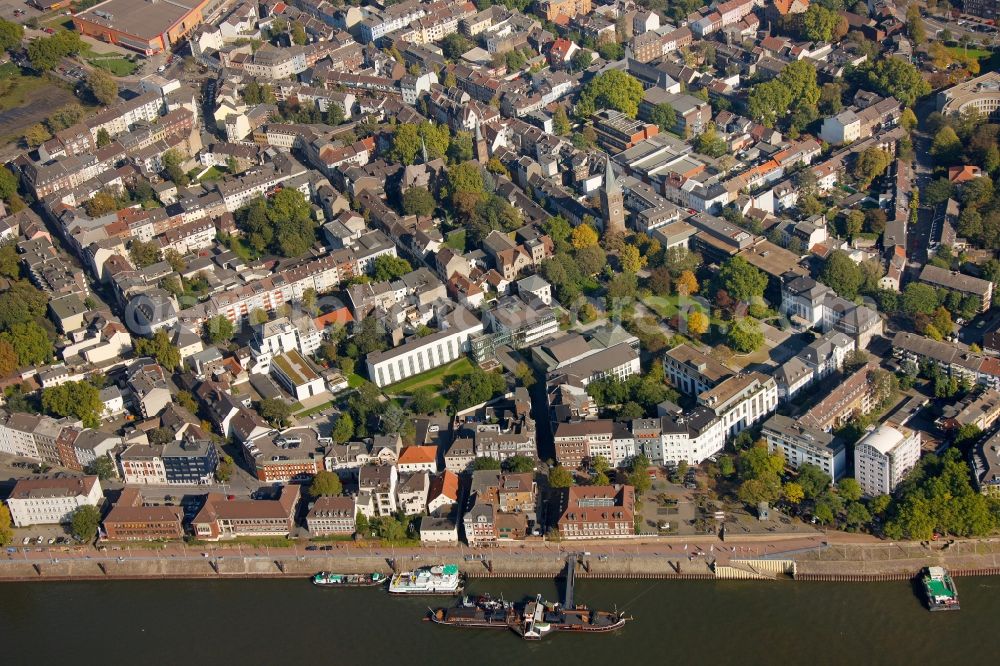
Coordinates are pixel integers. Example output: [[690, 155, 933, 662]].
[[922, 567, 960, 611], [428, 595, 515, 629], [388, 564, 465, 595], [312, 572, 387, 587]]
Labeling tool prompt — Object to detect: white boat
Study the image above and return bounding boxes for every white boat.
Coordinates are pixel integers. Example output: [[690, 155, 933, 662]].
[[388, 564, 464, 595]]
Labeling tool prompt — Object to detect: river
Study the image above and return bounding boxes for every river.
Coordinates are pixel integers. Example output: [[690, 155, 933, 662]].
[[3, 577, 999, 664]]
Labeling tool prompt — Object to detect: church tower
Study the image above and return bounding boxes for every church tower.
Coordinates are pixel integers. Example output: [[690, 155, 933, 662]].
[[600, 155, 625, 237]]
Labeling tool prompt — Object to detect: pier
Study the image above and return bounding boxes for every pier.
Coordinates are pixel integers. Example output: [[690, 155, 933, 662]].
[[563, 554, 576, 608]]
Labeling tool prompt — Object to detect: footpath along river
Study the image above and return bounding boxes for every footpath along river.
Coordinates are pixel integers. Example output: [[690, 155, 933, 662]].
[[3, 576, 1000, 664]]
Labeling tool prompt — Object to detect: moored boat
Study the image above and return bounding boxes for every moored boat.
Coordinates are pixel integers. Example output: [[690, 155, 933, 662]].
[[312, 571, 386, 587], [428, 593, 629, 640], [389, 564, 464, 595], [922, 567, 960, 611]]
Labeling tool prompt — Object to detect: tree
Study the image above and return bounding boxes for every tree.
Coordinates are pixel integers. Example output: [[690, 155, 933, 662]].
[[687, 310, 709, 336], [0, 18, 23, 52], [371, 255, 412, 282], [619, 244, 645, 273], [441, 32, 473, 60], [514, 362, 536, 388], [727, 317, 764, 353], [549, 465, 574, 488], [0, 504, 12, 547], [906, 3, 926, 44], [901, 108, 918, 132], [859, 58, 930, 107], [331, 412, 355, 443], [552, 106, 571, 135], [576, 244, 607, 276], [801, 3, 842, 41], [837, 477, 864, 502], [473, 456, 502, 471], [24, 123, 51, 148], [402, 186, 436, 217], [576, 69, 645, 118], [930, 126, 962, 165], [648, 103, 677, 133], [797, 463, 831, 499], [310, 470, 343, 497], [0, 339, 17, 376], [739, 478, 779, 506], [42, 381, 102, 428], [203, 315, 235, 344], [676, 270, 699, 295], [85, 456, 116, 481], [1, 322, 53, 367], [695, 124, 727, 158], [783, 482, 805, 505], [846, 209, 865, 238], [249, 308, 269, 326], [133, 329, 180, 371], [291, 22, 307, 45], [821, 249, 864, 298], [747, 80, 793, 127], [845, 501, 871, 528], [258, 398, 292, 428], [718, 256, 767, 302], [571, 50, 592, 72], [242, 81, 275, 105], [571, 223, 599, 249], [87, 69, 119, 106], [853, 147, 892, 186], [503, 455, 535, 474], [71, 505, 101, 543], [901, 282, 939, 316], [215, 454, 234, 482], [128, 239, 162, 268]]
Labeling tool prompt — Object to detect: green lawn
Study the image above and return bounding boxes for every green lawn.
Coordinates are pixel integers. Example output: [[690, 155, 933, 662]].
[[88, 57, 138, 76], [0, 73, 57, 113], [384, 357, 474, 395], [195, 166, 226, 182], [296, 400, 334, 417], [347, 373, 366, 388], [445, 229, 466, 252]]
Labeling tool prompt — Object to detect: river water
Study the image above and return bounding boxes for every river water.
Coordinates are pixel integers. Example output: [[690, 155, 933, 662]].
[[3, 577, 999, 664]]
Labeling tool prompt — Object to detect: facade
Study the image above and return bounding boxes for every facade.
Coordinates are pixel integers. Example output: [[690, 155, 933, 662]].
[[306, 496, 357, 536], [600, 156, 626, 237], [663, 344, 733, 395], [102, 487, 184, 541], [366, 308, 484, 388], [6, 476, 102, 527], [918, 265, 993, 313], [74, 0, 213, 55], [854, 425, 921, 497], [557, 485, 635, 540], [270, 350, 327, 401], [973, 430, 1000, 498], [162, 438, 219, 485], [192, 486, 300, 540], [357, 464, 398, 517], [762, 414, 846, 483]]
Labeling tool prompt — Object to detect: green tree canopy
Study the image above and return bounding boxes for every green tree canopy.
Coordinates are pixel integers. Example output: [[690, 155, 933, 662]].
[[258, 398, 292, 428], [133, 329, 181, 371], [372, 255, 412, 281], [821, 249, 864, 298], [87, 69, 119, 106], [237, 189, 316, 257], [1, 321, 53, 367], [310, 470, 344, 497], [42, 381, 102, 428], [859, 57, 930, 107], [718, 256, 767, 302], [473, 456, 502, 471], [203, 315, 235, 344], [71, 505, 101, 543], [549, 465, 575, 488], [576, 69, 645, 118], [402, 186, 436, 217]]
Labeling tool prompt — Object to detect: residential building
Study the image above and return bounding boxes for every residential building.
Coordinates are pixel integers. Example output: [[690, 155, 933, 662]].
[[762, 414, 846, 483], [918, 265, 993, 313], [420, 515, 459, 543], [6, 476, 103, 527], [397, 471, 430, 515], [854, 424, 921, 496], [973, 430, 1000, 497], [270, 350, 327, 401], [557, 485, 635, 540], [663, 344, 733, 395], [162, 437, 219, 485], [306, 496, 357, 536], [397, 446, 439, 473], [357, 464, 398, 517], [427, 470, 461, 514]]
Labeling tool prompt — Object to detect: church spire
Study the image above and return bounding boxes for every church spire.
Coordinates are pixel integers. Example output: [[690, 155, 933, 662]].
[[604, 155, 620, 194]]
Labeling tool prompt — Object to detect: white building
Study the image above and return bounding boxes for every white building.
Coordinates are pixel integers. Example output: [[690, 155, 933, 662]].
[[119, 444, 168, 485], [6, 476, 103, 527], [854, 424, 921, 496], [366, 308, 484, 388], [251, 317, 321, 374], [420, 515, 459, 543], [516, 275, 552, 307], [270, 350, 327, 401], [762, 414, 846, 483]]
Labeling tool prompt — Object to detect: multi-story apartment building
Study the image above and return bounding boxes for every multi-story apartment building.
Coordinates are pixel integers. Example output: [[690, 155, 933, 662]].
[[557, 485, 635, 540], [6, 475, 103, 527], [592, 109, 659, 154], [357, 464, 398, 517], [553, 420, 616, 470], [119, 444, 168, 485], [762, 414, 846, 483], [918, 264, 993, 313], [357, 0, 427, 42], [854, 424, 921, 497], [538, 0, 591, 22], [306, 496, 357, 536]]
